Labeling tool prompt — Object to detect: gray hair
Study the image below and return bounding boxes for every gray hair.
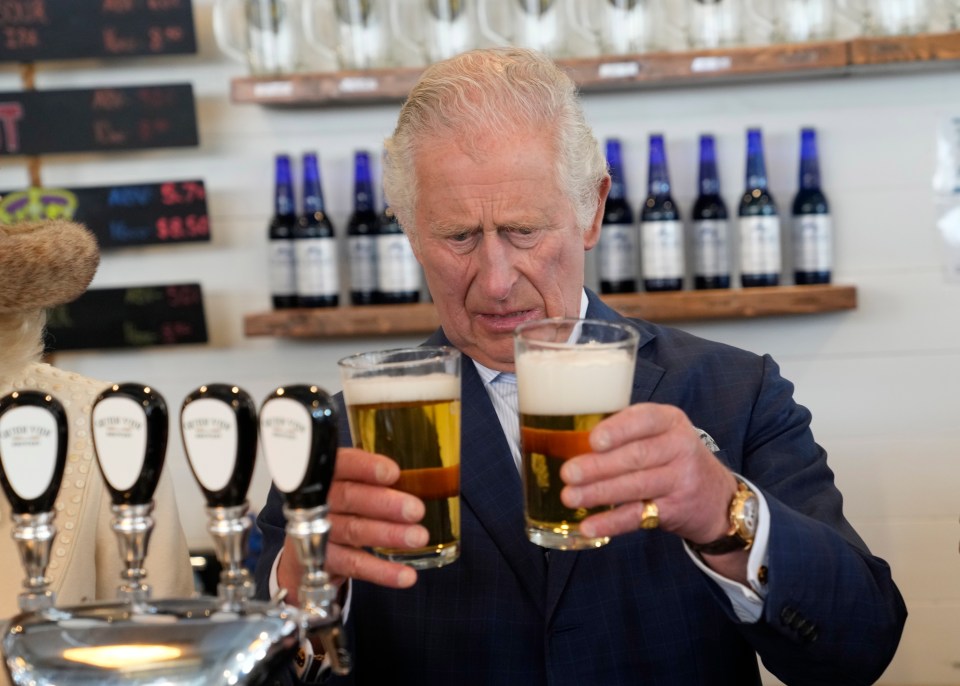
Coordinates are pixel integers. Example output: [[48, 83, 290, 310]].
[[383, 47, 608, 239], [0, 310, 45, 380]]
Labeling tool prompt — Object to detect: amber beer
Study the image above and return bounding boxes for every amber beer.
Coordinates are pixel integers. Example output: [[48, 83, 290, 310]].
[[340, 347, 461, 569], [515, 319, 639, 550]]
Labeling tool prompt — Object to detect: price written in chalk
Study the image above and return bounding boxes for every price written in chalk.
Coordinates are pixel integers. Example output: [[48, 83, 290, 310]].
[[0, 0, 198, 62], [45, 283, 208, 352], [0, 180, 211, 249], [156, 214, 209, 241]]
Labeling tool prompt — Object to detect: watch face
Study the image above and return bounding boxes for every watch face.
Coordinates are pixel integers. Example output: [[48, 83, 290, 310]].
[[741, 494, 759, 536]]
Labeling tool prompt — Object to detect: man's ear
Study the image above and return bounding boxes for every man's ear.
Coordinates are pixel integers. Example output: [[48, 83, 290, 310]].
[[584, 174, 611, 251]]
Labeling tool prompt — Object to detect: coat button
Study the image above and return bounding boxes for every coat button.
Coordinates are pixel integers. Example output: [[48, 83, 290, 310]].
[[780, 607, 798, 625]]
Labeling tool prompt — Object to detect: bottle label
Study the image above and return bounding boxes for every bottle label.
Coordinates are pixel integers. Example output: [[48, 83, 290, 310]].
[[640, 220, 685, 280], [268, 240, 297, 297], [597, 223, 638, 282], [376, 234, 420, 294], [793, 214, 832, 272], [295, 237, 340, 297], [348, 235, 378, 292], [739, 215, 781, 276], [693, 219, 730, 278]]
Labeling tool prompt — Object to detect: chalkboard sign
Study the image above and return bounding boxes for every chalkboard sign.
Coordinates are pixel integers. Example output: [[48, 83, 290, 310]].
[[0, 0, 197, 62], [0, 180, 210, 249], [0, 84, 198, 156], [44, 283, 208, 351]]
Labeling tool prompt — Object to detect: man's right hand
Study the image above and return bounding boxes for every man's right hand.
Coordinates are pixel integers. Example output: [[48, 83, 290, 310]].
[[276, 447, 428, 605]]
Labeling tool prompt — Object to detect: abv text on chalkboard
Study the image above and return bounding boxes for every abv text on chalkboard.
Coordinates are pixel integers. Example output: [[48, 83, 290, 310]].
[[0, 180, 210, 248], [44, 283, 208, 351], [0, 84, 198, 156], [0, 0, 197, 62]]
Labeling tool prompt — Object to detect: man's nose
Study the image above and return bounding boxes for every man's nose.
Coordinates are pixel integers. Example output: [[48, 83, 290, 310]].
[[475, 233, 517, 301]]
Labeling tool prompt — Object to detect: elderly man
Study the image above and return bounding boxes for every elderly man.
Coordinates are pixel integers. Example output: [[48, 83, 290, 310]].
[[256, 48, 905, 685]]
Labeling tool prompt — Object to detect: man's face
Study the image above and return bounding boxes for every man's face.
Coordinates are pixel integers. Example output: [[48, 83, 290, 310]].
[[410, 130, 606, 372]]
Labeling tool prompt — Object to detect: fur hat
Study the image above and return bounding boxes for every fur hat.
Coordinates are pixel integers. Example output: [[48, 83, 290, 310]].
[[0, 220, 100, 314]]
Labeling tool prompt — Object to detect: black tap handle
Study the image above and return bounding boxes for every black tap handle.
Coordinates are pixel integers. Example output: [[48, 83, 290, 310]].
[[180, 383, 258, 508], [91, 383, 168, 506], [0, 391, 68, 515], [259, 385, 338, 510]]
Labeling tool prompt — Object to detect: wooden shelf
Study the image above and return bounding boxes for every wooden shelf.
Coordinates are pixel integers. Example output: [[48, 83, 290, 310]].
[[230, 32, 960, 107], [244, 284, 857, 339]]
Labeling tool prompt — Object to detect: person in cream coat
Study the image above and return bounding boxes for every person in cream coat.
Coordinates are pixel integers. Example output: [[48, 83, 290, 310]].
[[0, 220, 195, 674]]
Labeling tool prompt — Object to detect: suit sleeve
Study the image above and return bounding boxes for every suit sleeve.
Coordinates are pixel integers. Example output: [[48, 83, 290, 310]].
[[722, 354, 907, 685], [254, 483, 288, 601]]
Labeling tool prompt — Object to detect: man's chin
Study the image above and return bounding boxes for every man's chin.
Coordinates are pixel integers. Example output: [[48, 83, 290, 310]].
[[457, 337, 516, 371]]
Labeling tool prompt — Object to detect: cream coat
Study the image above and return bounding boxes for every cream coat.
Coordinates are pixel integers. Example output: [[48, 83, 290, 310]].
[[0, 363, 195, 684]]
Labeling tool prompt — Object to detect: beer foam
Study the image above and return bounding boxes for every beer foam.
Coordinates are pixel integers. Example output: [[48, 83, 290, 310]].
[[517, 348, 633, 415], [343, 372, 460, 405]]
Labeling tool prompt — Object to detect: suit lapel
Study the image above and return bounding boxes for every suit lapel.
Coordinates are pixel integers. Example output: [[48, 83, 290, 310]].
[[543, 292, 666, 621]]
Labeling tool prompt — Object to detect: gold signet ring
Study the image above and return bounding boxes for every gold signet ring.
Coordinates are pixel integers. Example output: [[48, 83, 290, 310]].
[[640, 500, 660, 530]]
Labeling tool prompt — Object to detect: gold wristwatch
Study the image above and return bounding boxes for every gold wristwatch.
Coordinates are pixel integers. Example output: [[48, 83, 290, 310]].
[[687, 479, 759, 555]]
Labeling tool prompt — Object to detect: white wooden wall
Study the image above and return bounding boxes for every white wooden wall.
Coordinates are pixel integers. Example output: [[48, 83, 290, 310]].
[[1, 1, 958, 683]]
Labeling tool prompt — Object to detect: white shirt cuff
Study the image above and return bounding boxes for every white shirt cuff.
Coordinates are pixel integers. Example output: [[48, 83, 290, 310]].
[[683, 475, 771, 623]]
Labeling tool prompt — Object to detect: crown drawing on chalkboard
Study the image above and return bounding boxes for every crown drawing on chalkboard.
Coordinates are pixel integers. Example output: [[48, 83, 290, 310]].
[[0, 187, 79, 224]]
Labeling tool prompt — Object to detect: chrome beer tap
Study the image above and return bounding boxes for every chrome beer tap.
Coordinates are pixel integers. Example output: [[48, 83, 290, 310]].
[[0, 380, 349, 685], [180, 383, 259, 609], [260, 384, 351, 676], [90, 383, 168, 606], [0, 391, 69, 614], [1, 382, 304, 686]]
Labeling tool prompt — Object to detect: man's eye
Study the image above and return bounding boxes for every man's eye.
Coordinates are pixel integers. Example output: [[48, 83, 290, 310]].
[[452, 232, 471, 242], [508, 227, 539, 243]]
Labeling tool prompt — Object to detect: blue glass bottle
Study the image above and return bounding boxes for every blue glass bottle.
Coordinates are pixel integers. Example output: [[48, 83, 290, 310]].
[[692, 134, 731, 289], [792, 128, 832, 285], [738, 128, 781, 287], [347, 151, 379, 306], [294, 153, 339, 308], [268, 154, 297, 309], [640, 134, 684, 292], [597, 138, 638, 294], [377, 190, 420, 304]]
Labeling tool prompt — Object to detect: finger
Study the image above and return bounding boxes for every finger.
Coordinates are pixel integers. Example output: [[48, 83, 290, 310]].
[[561, 432, 675, 486], [329, 480, 425, 523], [577, 500, 666, 539], [334, 447, 402, 485], [590, 403, 686, 452], [561, 464, 671, 510], [329, 512, 429, 551], [325, 543, 418, 589]]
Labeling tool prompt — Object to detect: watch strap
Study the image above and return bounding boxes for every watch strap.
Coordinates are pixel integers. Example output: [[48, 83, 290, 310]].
[[686, 479, 756, 555]]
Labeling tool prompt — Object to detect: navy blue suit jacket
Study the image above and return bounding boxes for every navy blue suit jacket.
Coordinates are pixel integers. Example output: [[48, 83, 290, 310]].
[[255, 290, 905, 685]]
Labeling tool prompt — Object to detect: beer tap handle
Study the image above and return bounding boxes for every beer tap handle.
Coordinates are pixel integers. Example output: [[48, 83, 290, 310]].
[[259, 385, 337, 512], [181, 383, 258, 608], [0, 391, 68, 612], [259, 384, 350, 676], [91, 383, 168, 605]]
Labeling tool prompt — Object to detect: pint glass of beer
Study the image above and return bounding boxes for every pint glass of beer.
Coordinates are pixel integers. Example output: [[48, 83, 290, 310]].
[[514, 318, 639, 550], [338, 347, 461, 569]]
